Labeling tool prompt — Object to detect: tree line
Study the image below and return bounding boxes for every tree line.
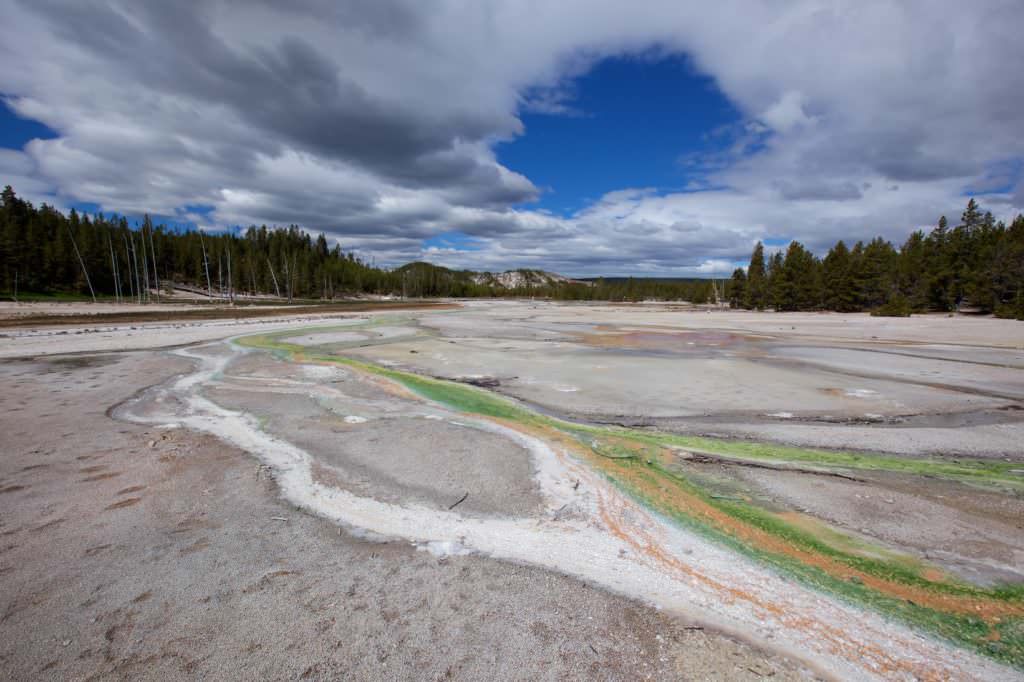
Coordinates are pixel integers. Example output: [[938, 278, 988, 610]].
[[729, 199, 1024, 318], [0, 185, 727, 303], [0, 185, 400, 302], [2, 185, 1022, 314]]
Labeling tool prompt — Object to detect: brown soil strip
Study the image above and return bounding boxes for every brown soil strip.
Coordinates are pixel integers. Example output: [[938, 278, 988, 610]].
[[81, 472, 121, 482], [105, 497, 141, 511], [0, 301, 457, 329], [30, 519, 65, 533]]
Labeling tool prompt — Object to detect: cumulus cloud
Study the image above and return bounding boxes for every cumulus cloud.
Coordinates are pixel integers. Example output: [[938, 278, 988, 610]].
[[760, 91, 815, 133], [1, 0, 1023, 276]]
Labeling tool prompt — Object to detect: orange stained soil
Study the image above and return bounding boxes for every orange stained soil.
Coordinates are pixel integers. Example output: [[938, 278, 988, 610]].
[[494, 418, 983, 681], [578, 329, 758, 352], [493, 419, 1024, 627]]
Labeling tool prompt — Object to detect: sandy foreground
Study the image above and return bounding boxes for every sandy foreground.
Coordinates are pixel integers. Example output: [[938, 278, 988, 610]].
[[2, 300, 1023, 680]]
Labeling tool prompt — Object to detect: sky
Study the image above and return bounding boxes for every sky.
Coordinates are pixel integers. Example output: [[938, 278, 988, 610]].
[[1, 1, 1023, 277]]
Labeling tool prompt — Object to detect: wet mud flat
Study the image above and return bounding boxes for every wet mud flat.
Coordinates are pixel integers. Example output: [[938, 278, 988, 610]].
[[4, 301, 1024, 680], [266, 302, 1024, 677], [350, 304, 1024, 575], [350, 302, 1024, 457]]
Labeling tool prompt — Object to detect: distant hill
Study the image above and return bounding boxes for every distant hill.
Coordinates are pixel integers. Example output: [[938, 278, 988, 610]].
[[470, 269, 591, 289], [395, 263, 588, 290]]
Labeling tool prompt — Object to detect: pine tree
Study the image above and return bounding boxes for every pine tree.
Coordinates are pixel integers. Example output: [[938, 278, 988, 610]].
[[961, 198, 982, 234], [746, 242, 767, 309], [963, 212, 1002, 311], [993, 215, 1024, 317], [860, 237, 898, 308], [728, 268, 747, 308], [896, 230, 928, 310], [766, 251, 784, 310], [822, 240, 856, 311], [774, 241, 819, 311], [925, 216, 954, 310]]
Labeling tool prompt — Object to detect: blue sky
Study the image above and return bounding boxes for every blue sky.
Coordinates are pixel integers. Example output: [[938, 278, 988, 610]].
[[497, 55, 741, 215], [2, 2, 1023, 277], [0, 97, 56, 149], [427, 55, 744, 257]]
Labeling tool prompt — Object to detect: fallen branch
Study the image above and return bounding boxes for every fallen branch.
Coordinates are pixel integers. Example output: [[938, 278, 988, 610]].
[[683, 451, 866, 483], [270, 516, 289, 522], [746, 666, 774, 677], [448, 492, 469, 510]]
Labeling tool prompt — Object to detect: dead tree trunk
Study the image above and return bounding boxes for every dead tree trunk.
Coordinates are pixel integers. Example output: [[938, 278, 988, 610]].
[[199, 231, 213, 300], [148, 225, 160, 302], [283, 255, 292, 302], [139, 227, 150, 303], [108, 233, 121, 304], [66, 223, 96, 303], [122, 231, 135, 303], [226, 245, 234, 304], [267, 257, 281, 299], [130, 233, 142, 304]]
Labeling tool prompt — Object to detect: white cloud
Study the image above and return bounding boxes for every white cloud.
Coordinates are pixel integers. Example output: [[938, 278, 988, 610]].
[[760, 91, 814, 133], [1, 0, 1022, 276]]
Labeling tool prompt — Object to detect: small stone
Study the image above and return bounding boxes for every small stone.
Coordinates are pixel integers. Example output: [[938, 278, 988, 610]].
[[148, 440, 156, 448]]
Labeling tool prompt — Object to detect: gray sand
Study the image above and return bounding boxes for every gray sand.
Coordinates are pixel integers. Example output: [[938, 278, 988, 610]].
[[0, 351, 811, 680], [282, 330, 370, 345]]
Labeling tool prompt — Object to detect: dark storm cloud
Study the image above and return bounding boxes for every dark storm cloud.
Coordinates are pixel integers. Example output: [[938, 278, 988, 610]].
[[20, 0, 530, 199]]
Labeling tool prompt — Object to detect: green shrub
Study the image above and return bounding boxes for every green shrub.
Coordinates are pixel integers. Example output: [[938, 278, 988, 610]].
[[994, 292, 1024, 320], [870, 293, 912, 317]]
